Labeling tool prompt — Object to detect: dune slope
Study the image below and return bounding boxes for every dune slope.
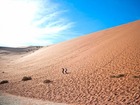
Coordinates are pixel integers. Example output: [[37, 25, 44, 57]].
[[0, 92, 68, 105], [0, 20, 140, 105]]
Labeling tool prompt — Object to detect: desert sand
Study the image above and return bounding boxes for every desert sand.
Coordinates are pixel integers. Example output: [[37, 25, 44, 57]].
[[0, 91, 68, 105], [0, 20, 140, 105]]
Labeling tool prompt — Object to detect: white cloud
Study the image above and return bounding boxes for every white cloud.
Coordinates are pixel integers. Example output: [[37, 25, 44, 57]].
[[0, 0, 74, 47]]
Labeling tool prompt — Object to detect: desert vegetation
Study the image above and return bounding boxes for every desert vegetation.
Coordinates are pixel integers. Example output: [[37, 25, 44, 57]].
[[0, 80, 9, 84], [110, 74, 125, 78], [22, 76, 32, 81], [133, 75, 140, 78], [43, 79, 53, 84]]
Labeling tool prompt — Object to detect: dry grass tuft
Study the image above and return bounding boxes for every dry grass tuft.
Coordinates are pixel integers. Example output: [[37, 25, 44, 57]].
[[0, 80, 9, 84], [43, 79, 53, 84], [133, 75, 140, 78], [22, 76, 32, 81], [110, 74, 125, 78]]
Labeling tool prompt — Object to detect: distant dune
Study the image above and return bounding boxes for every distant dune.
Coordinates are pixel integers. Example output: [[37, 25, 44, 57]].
[[0, 20, 140, 105], [0, 46, 42, 54]]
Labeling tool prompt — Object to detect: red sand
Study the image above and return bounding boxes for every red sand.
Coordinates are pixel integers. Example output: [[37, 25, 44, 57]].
[[0, 20, 140, 105]]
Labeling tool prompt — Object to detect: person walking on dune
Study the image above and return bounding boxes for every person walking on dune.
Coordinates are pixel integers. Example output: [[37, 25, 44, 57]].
[[62, 68, 68, 74]]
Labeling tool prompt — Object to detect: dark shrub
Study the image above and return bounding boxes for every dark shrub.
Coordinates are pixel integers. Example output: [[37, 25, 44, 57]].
[[43, 79, 52, 84], [133, 75, 140, 78], [22, 76, 32, 81], [110, 74, 125, 78], [0, 80, 9, 84]]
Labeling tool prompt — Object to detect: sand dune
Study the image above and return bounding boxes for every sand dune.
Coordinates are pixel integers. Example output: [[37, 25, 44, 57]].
[[0, 91, 68, 105], [0, 46, 42, 60], [0, 20, 140, 105]]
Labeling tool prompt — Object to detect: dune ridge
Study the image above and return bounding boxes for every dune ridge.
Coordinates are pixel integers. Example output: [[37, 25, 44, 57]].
[[0, 20, 140, 105]]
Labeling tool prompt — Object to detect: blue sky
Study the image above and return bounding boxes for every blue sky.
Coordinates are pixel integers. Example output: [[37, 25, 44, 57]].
[[59, 0, 140, 34], [0, 0, 140, 47]]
